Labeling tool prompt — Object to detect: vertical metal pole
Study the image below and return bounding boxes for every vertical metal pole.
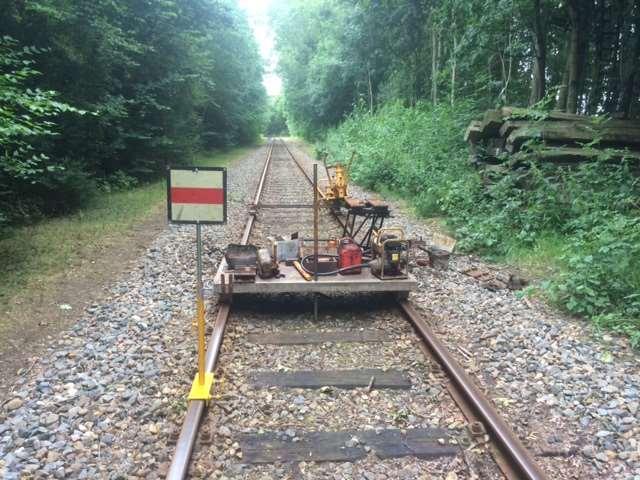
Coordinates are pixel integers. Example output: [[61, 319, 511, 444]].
[[313, 164, 319, 321], [196, 222, 203, 293], [197, 297, 205, 385], [196, 222, 205, 385]]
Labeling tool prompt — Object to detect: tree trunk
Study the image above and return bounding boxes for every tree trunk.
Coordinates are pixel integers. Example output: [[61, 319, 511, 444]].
[[498, 29, 513, 105], [587, 0, 606, 114], [451, 32, 457, 106], [619, 2, 640, 117], [604, 4, 626, 112], [367, 66, 374, 113], [556, 31, 570, 111], [565, 0, 582, 113], [431, 24, 439, 104], [528, 0, 546, 105]]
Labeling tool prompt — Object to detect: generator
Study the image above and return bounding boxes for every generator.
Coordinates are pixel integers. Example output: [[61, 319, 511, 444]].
[[369, 228, 409, 279]]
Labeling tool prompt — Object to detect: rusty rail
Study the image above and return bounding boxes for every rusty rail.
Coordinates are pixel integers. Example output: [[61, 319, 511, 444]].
[[282, 142, 548, 480], [280, 139, 325, 200], [241, 141, 274, 245], [167, 139, 547, 479], [398, 300, 548, 480], [166, 304, 230, 479], [166, 140, 276, 480], [279, 139, 346, 230]]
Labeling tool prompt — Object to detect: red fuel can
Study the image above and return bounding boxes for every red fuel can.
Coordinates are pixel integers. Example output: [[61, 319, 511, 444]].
[[338, 237, 362, 275]]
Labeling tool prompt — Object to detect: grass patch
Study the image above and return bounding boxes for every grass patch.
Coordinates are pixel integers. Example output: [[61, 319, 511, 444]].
[[321, 101, 640, 346], [0, 146, 253, 308], [498, 232, 566, 279]]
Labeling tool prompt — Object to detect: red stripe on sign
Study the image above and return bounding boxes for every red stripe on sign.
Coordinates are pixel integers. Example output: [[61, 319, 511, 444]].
[[171, 187, 224, 204]]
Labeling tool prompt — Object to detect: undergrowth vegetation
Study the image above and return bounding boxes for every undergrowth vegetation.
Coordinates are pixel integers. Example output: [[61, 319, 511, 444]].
[[322, 102, 640, 346], [0, 146, 250, 310]]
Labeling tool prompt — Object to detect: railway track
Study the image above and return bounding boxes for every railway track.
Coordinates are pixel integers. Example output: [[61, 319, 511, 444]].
[[167, 139, 548, 479]]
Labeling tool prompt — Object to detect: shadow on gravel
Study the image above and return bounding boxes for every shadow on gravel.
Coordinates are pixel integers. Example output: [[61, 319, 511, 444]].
[[230, 292, 399, 315]]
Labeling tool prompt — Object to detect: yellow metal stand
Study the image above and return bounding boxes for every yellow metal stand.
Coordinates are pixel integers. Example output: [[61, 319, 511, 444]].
[[188, 372, 214, 401], [188, 295, 214, 401]]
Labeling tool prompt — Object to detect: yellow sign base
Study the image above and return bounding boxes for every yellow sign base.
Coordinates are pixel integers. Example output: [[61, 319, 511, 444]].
[[188, 372, 214, 401]]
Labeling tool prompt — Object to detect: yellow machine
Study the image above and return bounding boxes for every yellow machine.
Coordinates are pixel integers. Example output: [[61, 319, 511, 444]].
[[369, 227, 409, 279], [323, 151, 356, 201]]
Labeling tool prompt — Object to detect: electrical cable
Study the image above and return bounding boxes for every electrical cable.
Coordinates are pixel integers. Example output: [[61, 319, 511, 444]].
[[299, 253, 370, 276]]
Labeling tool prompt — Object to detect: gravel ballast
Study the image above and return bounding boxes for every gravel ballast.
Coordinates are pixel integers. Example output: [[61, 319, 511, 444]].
[[291, 142, 640, 479], [1, 141, 638, 479], [0, 146, 266, 479]]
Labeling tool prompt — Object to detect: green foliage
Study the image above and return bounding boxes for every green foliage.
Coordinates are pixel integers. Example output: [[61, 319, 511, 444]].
[[0, 145, 250, 310], [323, 104, 640, 345], [0, 36, 88, 223], [272, 0, 361, 138], [323, 100, 476, 207], [0, 0, 266, 225], [264, 96, 289, 136]]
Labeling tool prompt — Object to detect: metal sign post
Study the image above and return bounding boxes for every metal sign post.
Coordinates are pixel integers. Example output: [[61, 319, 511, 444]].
[[194, 222, 207, 389], [313, 164, 319, 321], [167, 166, 227, 402]]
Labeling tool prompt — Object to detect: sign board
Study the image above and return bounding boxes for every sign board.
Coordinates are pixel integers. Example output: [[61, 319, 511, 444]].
[[167, 167, 227, 224]]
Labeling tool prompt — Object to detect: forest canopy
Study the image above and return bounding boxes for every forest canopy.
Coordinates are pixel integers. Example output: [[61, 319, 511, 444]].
[[0, 0, 266, 225], [272, 0, 640, 344], [273, 0, 640, 138]]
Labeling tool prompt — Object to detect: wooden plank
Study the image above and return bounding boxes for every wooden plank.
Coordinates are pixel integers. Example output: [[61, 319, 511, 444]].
[[250, 368, 411, 389], [506, 123, 640, 153], [501, 107, 640, 127], [247, 330, 390, 345], [480, 109, 504, 137], [500, 106, 585, 122], [511, 147, 640, 164], [464, 120, 483, 143], [500, 119, 640, 140], [238, 428, 458, 464], [498, 120, 529, 138]]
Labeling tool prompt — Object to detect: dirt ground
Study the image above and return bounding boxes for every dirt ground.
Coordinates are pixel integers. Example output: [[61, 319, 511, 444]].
[[0, 206, 167, 402]]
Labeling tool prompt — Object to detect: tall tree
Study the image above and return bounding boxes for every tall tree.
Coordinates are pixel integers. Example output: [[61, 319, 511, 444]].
[[0, 0, 266, 224], [528, 0, 547, 105]]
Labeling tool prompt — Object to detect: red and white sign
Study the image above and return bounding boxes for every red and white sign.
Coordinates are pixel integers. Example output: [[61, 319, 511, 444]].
[[167, 167, 227, 224]]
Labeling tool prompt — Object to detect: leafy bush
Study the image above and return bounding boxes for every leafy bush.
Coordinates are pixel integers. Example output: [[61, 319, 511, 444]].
[[322, 102, 640, 345], [98, 171, 139, 193], [38, 161, 98, 214]]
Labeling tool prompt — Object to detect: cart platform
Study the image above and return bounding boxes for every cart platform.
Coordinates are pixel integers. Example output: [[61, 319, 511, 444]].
[[213, 259, 417, 295]]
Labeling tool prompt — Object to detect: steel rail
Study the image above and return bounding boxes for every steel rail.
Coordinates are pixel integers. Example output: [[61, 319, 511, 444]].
[[398, 300, 548, 480], [166, 141, 276, 480], [166, 304, 230, 479], [241, 141, 274, 245], [279, 139, 346, 230], [283, 142, 548, 480], [279, 139, 325, 200]]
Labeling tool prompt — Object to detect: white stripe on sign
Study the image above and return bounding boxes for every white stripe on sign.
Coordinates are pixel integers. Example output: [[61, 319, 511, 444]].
[[171, 170, 224, 189], [171, 204, 224, 222]]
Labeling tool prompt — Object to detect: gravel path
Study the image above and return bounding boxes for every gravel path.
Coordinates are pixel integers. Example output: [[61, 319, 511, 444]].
[[0, 145, 266, 479], [1, 140, 638, 480]]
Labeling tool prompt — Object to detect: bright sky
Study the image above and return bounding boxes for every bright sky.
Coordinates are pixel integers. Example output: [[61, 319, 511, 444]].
[[238, 0, 283, 97]]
